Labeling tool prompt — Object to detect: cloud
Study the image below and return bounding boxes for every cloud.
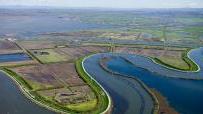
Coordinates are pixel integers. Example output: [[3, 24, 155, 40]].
[[184, 1, 199, 7], [0, 0, 202, 8]]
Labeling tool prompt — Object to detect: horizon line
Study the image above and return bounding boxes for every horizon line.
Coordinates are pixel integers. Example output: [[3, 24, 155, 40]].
[[0, 5, 203, 9]]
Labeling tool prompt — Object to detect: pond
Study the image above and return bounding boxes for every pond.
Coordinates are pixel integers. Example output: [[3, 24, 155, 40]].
[[0, 53, 31, 63]]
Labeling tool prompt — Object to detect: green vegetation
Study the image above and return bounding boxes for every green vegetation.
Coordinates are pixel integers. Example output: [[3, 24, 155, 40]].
[[67, 99, 97, 112], [155, 56, 190, 70], [153, 49, 199, 71], [27, 80, 53, 91], [31, 49, 68, 63], [182, 49, 199, 71], [75, 56, 110, 114]]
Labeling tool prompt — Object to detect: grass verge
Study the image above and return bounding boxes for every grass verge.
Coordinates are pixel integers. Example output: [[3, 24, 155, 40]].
[[75, 56, 110, 114]]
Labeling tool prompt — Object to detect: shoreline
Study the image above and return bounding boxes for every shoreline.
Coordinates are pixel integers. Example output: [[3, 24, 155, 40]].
[[0, 69, 65, 114], [151, 89, 179, 114], [0, 56, 112, 114], [81, 55, 112, 114]]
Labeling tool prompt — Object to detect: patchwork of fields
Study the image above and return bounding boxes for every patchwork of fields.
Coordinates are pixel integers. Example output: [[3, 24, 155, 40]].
[[0, 39, 199, 113], [0, 40, 110, 113], [12, 63, 97, 110], [29, 46, 109, 63]]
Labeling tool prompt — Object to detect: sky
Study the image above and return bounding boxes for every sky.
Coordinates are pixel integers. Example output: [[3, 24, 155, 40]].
[[0, 0, 203, 8]]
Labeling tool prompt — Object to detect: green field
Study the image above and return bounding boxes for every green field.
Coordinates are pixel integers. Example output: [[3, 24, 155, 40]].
[[153, 49, 199, 71], [30, 49, 68, 63]]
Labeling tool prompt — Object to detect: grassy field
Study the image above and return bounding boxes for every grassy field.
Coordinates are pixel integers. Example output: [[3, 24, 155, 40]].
[[153, 49, 198, 71], [155, 56, 190, 70], [67, 99, 97, 112], [30, 49, 68, 63], [75, 56, 110, 114]]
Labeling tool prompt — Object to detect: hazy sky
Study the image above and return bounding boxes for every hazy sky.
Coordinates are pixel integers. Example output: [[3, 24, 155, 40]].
[[0, 0, 203, 8]]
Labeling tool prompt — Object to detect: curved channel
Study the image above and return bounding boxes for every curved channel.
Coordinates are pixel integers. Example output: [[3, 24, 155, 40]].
[[83, 47, 203, 114], [103, 51, 203, 114], [83, 54, 154, 114]]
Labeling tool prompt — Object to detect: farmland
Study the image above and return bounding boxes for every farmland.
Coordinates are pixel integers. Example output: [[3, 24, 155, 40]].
[[0, 38, 111, 113], [0, 40, 112, 113], [30, 46, 109, 63], [9, 61, 104, 113], [17, 40, 56, 50]]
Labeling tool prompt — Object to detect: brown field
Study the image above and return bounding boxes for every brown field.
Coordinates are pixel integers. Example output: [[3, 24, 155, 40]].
[[37, 85, 96, 105], [0, 40, 20, 50], [11, 62, 96, 106], [0, 40, 22, 54], [12, 63, 86, 90], [114, 46, 182, 57], [17, 40, 56, 49], [56, 46, 109, 59], [0, 60, 37, 67]]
